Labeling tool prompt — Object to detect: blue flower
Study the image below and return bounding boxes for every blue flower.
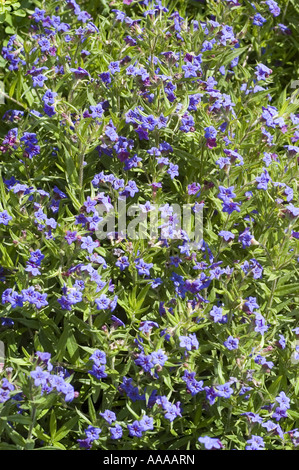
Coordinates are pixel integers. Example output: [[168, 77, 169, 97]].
[[127, 420, 143, 437], [245, 435, 265, 450], [253, 13, 267, 26], [100, 409, 116, 424], [0, 211, 12, 225], [223, 336, 239, 350], [110, 424, 123, 439], [198, 436, 223, 450]]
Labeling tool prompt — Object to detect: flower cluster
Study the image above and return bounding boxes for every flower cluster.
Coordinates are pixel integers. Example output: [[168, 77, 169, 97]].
[[30, 352, 75, 402]]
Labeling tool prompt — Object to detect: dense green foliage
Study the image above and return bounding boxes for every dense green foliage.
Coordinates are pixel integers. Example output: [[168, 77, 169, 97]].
[[0, 0, 298, 451]]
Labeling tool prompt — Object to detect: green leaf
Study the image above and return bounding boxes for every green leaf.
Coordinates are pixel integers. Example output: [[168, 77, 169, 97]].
[[54, 416, 79, 443], [88, 396, 97, 424], [275, 284, 299, 296], [75, 408, 92, 426], [0, 242, 14, 268], [268, 376, 283, 396], [62, 144, 79, 188], [5, 425, 26, 448], [66, 332, 80, 364]]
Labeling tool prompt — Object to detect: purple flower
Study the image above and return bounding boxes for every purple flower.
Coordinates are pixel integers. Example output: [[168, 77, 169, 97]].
[[272, 407, 288, 421], [187, 379, 204, 396], [219, 25, 235, 45], [205, 126, 217, 140], [105, 121, 118, 141], [38, 38, 51, 52], [151, 349, 168, 367], [218, 230, 234, 242], [139, 321, 159, 334], [188, 182, 201, 195], [21, 286, 36, 303], [180, 113, 195, 133], [29, 250, 44, 265], [209, 306, 227, 323], [135, 353, 154, 373], [262, 420, 284, 439], [124, 180, 139, 197], [83, 196, 97, 213], [179, 334, 199, 351], [88, 364, 107, 380], [25, 264, 40, 276], [90, 103, 104, 119], [164, 402, 182, 422], [278, 23, 291, 34], [110, 424, 123, 439], [238, 228, 253, 248], [222, 201, 241, 214], [99, 71, 111, 85], [246, 435, 265, 450], [254, 354, 273, 369], [65, 231, 77, 244], [198, 436, 223, 450], [254, 313, 269, 335], [275, 391, 290, 410], [266, 0, 280, 17], [95, 294, 110, 310], [135, 258, 153, 276], [286, 204, 299, 218], [0, 211, 12, 225], [1, 317, 14, 327], [30, 367, 49, 387], [216, 383, 234, 399], [244, 296, 259, 314], [127, 420, 143, 437], [33, 8, 45, 22], [218, 185, 236, 202], [62, 382, 75, 402], [253, 13, 267, 26], [70, 67, 89, 78], [115, 256, 130, 271], [134, 126, 149, 141], [277, 334, 286, 349], [256, 169, 271, 190], [33, 292, 48, 309], [149, 278, 161, 289], [255, 64, 272, 81], [85, 426, 102, 441], [241, 412, 263, 424], [81, 236, 98, 254], [77, 437, 93, 449], [32, 74, 48, 87], [77, 10, 92, 23], [167, 163, 179, 179], [89, 350, 106, 365], [182, 62, 200, 78], [45, 218, 57, 230], [0, 389, 10, 403], [100, 409, 116, 424], [138, 415, 153, 431], [109, 61, 120, 74]]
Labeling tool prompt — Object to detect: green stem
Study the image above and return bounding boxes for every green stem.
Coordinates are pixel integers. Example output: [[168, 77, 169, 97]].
[[0, 89, 27, 109]]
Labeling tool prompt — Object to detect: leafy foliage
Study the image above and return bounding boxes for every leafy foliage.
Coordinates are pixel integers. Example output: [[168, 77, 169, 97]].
[[0, 0, 298, 451]]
